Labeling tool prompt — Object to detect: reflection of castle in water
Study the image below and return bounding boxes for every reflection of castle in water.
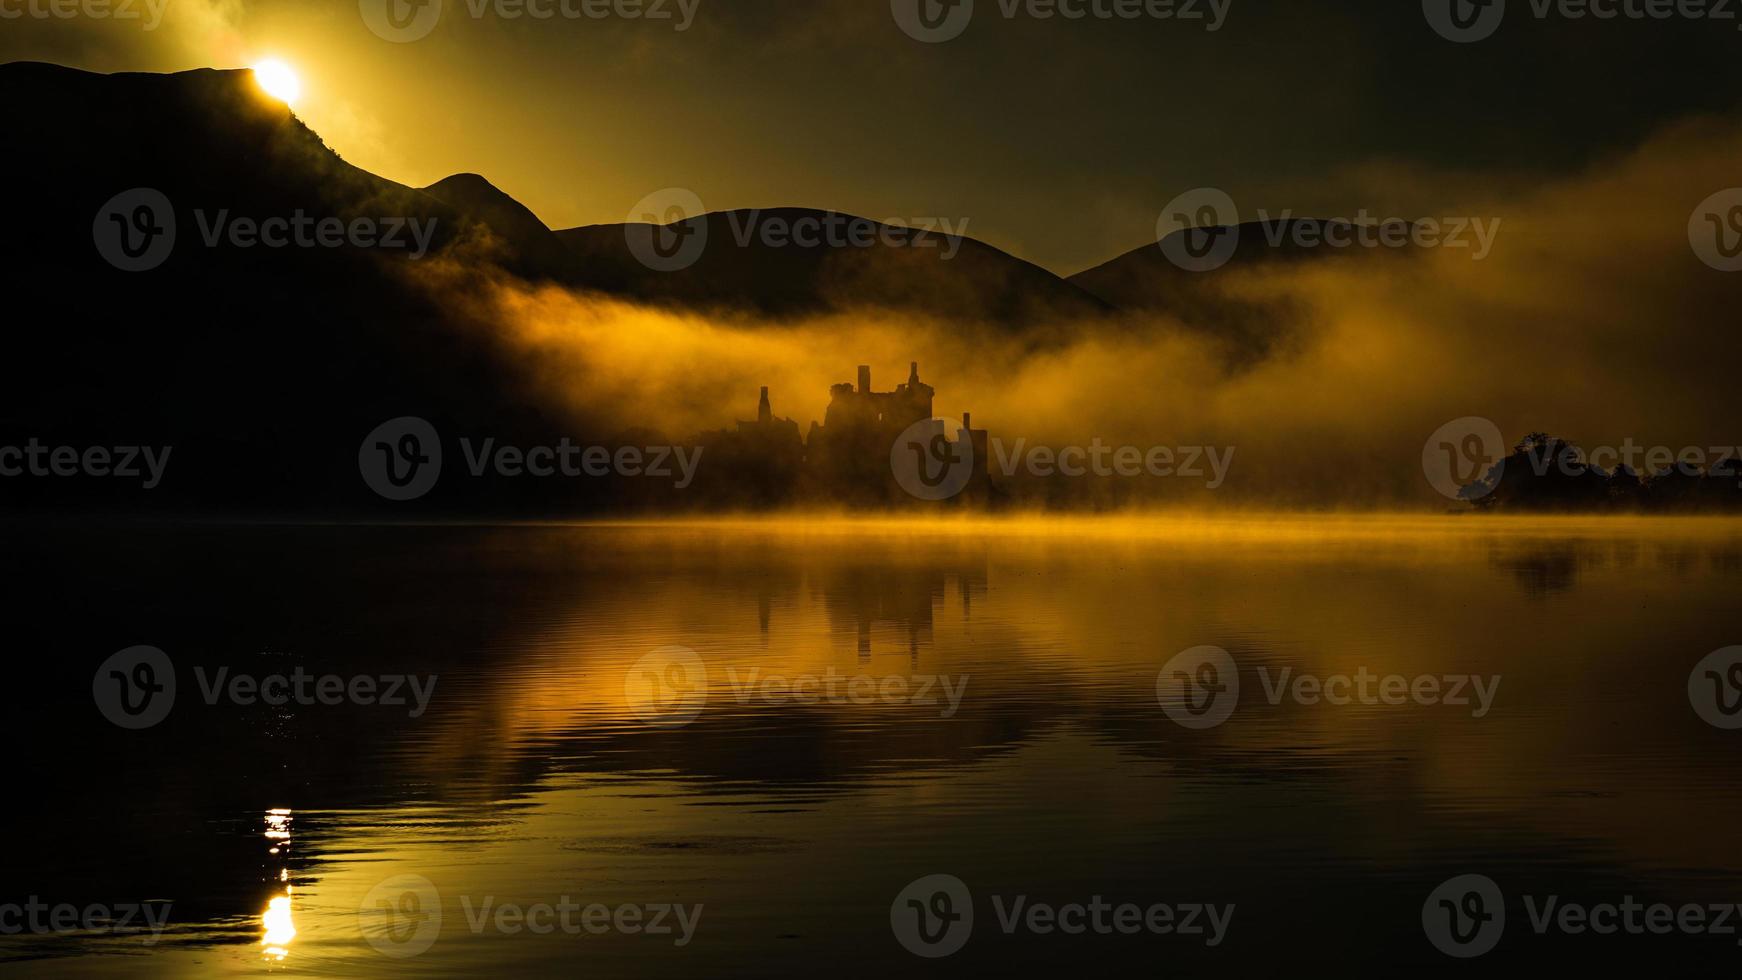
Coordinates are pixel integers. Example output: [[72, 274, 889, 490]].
[[744, 549, 990, 664], [818, 556, 989, 664], [703, 362, 995, 505]]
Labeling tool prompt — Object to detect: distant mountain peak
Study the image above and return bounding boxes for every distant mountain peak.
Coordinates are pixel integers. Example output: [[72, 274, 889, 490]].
[[554, 207, 1110, 324], [427, 172, 502, 194]]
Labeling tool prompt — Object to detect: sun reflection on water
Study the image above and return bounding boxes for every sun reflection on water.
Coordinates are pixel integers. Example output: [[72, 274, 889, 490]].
[[261, 893, 296, 961], [261, 809, 296, 961]]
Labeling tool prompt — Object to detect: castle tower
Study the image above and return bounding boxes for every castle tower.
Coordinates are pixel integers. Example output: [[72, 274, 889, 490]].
[[898, 361, 935, 424], [962, 411, 992, 501], [858, 365, 871, 394], [758, 386, 772, 424]]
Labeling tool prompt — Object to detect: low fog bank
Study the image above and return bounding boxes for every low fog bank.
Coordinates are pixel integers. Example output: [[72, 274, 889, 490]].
[[422, 116, 1742, 512]]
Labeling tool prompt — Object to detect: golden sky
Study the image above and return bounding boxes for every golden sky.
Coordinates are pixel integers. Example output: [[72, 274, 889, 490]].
[[7, 0, 1740, 273]]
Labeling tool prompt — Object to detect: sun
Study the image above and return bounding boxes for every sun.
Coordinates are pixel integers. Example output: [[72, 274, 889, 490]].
[[252, 60, 301, 104]]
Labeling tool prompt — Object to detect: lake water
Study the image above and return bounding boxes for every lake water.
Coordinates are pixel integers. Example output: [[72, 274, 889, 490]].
[[5, 516, 1742, 975]]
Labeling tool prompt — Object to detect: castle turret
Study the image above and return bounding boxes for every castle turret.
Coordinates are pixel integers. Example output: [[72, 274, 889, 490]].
[[758, 386, 772, 424], [804, 359, 993, 504]]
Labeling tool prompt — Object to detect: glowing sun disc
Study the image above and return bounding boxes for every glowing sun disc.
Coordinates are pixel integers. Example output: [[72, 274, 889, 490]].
[[253, 60, 301, 104]]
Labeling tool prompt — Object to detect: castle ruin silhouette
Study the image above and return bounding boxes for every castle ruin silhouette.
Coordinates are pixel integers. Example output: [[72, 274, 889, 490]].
[[702, 362, 994, 506]]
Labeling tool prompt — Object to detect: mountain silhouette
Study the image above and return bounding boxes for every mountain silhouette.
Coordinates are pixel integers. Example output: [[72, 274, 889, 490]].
[[1072, 220, 1421, 367], [3, 62, 457, 249], [557, 208, 1111, 323], [0, 62, 601, 515], [1074, 219, 1422, 304], [421, 172, 590, 283]]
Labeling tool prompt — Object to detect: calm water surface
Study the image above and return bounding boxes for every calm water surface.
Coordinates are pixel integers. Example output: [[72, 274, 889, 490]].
[[5, 516, 1741, 975]]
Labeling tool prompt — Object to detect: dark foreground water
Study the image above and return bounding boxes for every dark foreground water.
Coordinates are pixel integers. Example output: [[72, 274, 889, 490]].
[[4, 516, 1741, 975]]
